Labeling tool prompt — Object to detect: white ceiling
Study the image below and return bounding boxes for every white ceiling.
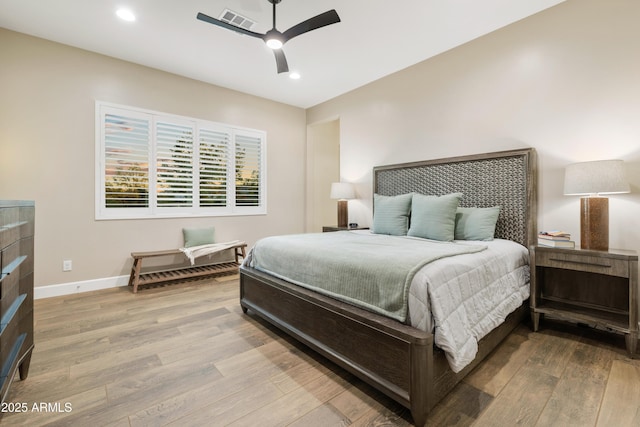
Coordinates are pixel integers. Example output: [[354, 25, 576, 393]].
[[0, 0, 565, 108]]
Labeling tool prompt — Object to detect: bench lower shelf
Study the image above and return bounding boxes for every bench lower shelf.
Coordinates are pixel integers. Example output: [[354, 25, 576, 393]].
[[131, 261, 240, 292]]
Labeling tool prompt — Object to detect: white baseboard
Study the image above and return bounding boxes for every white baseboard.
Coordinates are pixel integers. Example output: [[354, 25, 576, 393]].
[[35, 275, 130, 299]]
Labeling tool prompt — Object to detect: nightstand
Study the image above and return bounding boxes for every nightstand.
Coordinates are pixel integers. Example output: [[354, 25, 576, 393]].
[[530, 245, 639, 356], [322, 226, 369, 232]]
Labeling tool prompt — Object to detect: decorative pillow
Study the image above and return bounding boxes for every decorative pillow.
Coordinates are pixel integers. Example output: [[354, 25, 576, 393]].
[[454, 206, 501, 241], [183, 227, 215, 248], [407, 193, 462, 241], [371, 193, 413, 236]]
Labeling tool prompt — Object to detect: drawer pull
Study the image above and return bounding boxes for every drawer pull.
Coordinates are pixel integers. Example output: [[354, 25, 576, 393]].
[[548, 257, 612, 269], [0, 294, 27, 335], [0, 255, 27, 282], [0, 332, 26, 380]]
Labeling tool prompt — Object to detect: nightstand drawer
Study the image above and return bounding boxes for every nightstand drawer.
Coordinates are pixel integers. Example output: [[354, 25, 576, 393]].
[[535, 250, 630, 278]]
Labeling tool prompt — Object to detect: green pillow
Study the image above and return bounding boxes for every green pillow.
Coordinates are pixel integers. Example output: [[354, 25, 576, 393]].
[[454, 206, 501, 241], [182, 227, 215, 247], [407, 193, 462, 241], [371, 193, 413, 236]]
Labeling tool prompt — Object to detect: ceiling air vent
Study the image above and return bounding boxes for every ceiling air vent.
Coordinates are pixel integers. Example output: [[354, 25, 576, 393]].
[[219, 9, 256, 31]]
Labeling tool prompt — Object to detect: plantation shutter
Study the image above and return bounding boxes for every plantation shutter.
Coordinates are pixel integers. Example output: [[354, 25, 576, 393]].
[[235, 132, 262, 207], [156, 121, 194, 207], [199, 128, 230, 207], [103, 112, 150, 208]]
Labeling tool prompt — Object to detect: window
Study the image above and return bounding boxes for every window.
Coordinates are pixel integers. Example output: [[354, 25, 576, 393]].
[[96, 102, 266, 219]]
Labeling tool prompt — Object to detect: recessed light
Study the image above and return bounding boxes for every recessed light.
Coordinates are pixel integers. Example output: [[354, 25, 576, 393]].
[[116, 8, 136, 22], [289, 72, 301, 80]]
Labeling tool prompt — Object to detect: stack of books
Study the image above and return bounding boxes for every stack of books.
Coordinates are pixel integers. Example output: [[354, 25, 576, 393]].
[[538, 231, 575, 248]]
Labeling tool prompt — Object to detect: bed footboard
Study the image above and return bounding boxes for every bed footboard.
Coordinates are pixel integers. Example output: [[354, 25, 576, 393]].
[[240, 266, 434, 425], [240, 266, 528, 425]]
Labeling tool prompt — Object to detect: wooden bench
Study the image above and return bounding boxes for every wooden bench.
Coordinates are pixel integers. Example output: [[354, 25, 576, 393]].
[[128, 243, 247, 293]]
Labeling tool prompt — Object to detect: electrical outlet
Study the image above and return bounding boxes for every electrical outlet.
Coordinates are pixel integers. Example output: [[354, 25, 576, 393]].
[[63, 260, 72, 271]]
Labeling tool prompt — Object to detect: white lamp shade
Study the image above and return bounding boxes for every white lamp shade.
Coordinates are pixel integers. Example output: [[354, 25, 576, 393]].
[[330, 182, 355, 200], [564, 160, 630, 196]]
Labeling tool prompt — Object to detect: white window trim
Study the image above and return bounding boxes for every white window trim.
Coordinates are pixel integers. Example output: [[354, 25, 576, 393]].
[[95, 101, 267, 220]]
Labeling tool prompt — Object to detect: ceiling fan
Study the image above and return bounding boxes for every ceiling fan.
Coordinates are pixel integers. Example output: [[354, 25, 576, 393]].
[[197, 0, 340, 74]]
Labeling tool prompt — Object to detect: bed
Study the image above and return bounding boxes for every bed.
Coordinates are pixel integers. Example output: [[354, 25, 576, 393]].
[[239, 148, 537, 426]]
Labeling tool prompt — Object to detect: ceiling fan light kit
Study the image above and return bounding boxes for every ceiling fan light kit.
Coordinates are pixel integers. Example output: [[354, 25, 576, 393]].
[[265, 30, 284, 49], [197, 0, 340, 74]]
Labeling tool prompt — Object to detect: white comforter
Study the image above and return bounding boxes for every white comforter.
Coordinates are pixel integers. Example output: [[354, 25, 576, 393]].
[[407, 238, 530, 372]]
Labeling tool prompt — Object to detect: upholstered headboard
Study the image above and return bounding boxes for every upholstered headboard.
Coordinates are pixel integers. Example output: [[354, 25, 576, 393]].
[[373, 148, 537, 247]]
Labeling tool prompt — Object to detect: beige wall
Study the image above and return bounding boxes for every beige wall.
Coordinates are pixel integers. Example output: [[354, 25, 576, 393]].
[[307, 0, 640, 256], [306, 119, 340, 232], [0, 29, 306, 287]]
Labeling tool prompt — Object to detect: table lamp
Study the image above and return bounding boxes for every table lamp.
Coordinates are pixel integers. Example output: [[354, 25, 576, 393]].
[[564, 159, 630, 250], [330, 182, 355, 228]]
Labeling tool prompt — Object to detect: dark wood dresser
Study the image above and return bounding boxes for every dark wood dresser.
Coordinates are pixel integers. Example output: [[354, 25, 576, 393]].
[[0, 200, 34, 404]]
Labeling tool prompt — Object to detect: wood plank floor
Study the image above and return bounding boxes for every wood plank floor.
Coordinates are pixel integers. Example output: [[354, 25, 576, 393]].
[[3, 275, 640, 426]]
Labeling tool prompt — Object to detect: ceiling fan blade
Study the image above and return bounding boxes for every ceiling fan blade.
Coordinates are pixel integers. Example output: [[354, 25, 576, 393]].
[[197, 12, 264, 39], [282, 10, 340, 43], [273, 49, 289, 74]]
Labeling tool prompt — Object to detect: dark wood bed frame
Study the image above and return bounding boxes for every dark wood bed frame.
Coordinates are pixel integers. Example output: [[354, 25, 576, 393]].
[[240, 148, 537, 426]]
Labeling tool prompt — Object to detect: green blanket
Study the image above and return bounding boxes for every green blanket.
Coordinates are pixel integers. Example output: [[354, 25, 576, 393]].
[[250, 231, 486, 322]]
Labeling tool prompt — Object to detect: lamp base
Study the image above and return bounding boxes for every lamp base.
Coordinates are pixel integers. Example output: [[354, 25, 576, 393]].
[[337, 200, 348, 228], [580, 197, 609, 251]]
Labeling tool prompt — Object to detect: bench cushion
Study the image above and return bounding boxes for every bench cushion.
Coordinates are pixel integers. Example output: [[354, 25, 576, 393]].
[[183, 227, 215, 247]]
